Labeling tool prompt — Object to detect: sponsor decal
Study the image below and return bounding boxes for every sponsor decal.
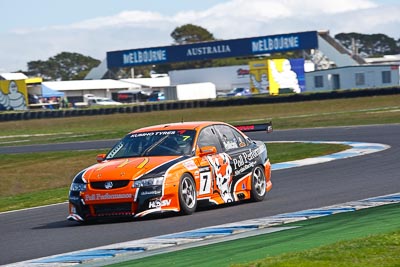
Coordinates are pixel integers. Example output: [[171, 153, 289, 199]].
[[85, 193, 132, 201], [148, 199, 171, 209], [233, 148, 260, 168], [199, 166, 211, 172], [183, 160, 197, 171], [130, 131, 177, 138], [234, 161, 257, 176], [233, 147, 265, 175], [140, 190, 162, 196]]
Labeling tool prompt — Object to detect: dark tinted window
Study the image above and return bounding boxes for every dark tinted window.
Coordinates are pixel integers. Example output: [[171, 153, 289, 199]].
[[230, 126, 249, 148], [214, 125, 246, 151], [106, 130, 196, 158], [197, 126, 222, 152]]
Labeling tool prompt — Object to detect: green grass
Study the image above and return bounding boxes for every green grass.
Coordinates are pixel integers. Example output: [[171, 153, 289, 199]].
[[0, 188, 69, 211], [235, 232, 400, 267], [267, 142, 349, 163], [0, 143, 348, 212], [0, 94, 399, 146], [109, 203, 400, 267]]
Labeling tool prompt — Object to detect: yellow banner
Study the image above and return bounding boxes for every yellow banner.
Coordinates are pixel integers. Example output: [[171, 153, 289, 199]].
[[0, 80, 28, 110], [248, 59, 269, 94]]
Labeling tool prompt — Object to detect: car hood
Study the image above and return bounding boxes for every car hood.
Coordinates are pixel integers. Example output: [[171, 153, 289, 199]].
[[83, 156, 181, 182]]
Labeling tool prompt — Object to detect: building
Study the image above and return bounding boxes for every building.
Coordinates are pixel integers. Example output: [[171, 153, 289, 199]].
[[305, 64, 399, 91]]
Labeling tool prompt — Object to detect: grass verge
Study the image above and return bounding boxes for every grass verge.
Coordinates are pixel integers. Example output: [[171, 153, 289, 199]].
[[0, 94, 399, 146]]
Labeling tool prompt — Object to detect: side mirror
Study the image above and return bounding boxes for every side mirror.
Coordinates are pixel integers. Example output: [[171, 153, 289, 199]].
[[96, 154, 106, 163], [198, 146, 217, 157]]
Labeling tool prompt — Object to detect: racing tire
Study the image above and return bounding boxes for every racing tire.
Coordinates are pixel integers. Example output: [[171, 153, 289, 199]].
[[250, 166, 267, 202], [178, 174, 197, 215]]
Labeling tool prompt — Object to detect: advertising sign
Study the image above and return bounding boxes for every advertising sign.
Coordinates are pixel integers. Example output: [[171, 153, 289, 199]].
[[249, 60, 269, 94], [107, 31, 318, 68], [268, 58, 305, 95], [0, 80, 28, 110]]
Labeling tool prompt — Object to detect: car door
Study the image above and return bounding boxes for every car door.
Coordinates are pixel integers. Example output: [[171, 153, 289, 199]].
[[196, 126, 223, 203], [213, 124, 257, 198], [197, 124, 253, 204]]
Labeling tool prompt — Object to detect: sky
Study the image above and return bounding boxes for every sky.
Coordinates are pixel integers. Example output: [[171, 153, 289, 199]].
[[1, 0, 399, 73]]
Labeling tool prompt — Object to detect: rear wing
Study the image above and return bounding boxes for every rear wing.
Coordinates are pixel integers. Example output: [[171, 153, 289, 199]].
[[234, 121, 273, 133]]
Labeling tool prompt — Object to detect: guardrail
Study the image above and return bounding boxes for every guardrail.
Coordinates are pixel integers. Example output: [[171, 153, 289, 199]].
[[0, 87, 399, 122]]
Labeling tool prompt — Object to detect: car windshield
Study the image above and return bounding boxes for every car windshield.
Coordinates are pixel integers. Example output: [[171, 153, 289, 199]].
[[231, 88, 243, 93], [105, 130, 196, 159]]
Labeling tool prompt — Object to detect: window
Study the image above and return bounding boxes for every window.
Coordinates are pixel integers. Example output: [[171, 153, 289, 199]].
[[314, 76, 324, 88], [197, 126, 222, 152], [230, 127, 249, 148], [382, 71, 391, 83], [214, 125, 241, 151], [355, 73, 365, 86]]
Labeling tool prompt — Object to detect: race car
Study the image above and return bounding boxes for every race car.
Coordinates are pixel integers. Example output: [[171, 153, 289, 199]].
[[68, 121, 272, 222]]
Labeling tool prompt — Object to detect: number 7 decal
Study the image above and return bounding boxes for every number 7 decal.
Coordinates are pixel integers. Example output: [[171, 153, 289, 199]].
[[199, 172, 212, 195]]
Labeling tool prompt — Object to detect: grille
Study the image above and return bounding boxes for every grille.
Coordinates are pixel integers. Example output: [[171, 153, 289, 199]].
[[90, 180, 130, 190], [93, 203, 133, 216]]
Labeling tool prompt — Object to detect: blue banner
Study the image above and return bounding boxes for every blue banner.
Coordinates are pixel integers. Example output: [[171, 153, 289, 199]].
[[107, 31, 318, 68]]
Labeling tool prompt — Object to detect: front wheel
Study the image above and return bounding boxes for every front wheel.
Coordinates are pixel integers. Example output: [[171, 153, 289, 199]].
[[178, 174, 197, 215], [250, 166, 267, 202]]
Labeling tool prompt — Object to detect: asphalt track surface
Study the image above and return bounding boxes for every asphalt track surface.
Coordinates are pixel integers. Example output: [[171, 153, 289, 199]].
[[1, 124, 399, 265]]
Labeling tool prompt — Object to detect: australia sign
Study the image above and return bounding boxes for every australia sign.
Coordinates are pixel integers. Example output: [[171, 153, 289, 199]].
[[107, 31, 318, 68]]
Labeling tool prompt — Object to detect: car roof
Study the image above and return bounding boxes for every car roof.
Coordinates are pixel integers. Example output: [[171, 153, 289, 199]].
[[131, 121, 229, 133]]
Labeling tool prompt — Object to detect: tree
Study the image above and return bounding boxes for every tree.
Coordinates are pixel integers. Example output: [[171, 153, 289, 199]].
[[335, 33, 400, 57], [27, 52, 101, 81], [170, 24, 215, 45], [154, 24, 217, 73]]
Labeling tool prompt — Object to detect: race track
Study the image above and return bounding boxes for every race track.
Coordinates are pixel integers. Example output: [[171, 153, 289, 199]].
[[1, 124, 399, 265]]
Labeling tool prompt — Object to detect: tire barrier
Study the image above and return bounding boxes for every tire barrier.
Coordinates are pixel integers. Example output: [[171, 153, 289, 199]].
[[1, 87, 399, 122]]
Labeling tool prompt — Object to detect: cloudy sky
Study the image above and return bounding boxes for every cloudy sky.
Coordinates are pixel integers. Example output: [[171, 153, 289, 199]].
[[1, 0, 399, 73]]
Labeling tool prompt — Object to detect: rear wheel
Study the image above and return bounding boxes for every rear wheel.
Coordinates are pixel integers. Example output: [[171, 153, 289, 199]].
[[250, 166, 266, 202], [178, 174, 197, 214]]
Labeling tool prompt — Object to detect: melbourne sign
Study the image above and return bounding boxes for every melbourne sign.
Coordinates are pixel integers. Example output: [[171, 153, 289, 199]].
[[107, 31, 318, 68]]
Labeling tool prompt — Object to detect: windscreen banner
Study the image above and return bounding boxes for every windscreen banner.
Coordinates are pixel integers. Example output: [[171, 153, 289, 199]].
[[0, 80, 28, 111]]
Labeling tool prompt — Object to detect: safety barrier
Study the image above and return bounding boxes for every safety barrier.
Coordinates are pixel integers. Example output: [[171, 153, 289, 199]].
[[0, 87, 399, 122]]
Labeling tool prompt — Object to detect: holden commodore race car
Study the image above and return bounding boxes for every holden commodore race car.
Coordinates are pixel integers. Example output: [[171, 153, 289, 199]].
[[68, 121, 272, 222]]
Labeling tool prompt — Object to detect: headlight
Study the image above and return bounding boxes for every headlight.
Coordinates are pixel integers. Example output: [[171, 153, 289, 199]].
[[70, 169, 87, 192], [133, 177, 164, 188], [70, 183, 87, 192]]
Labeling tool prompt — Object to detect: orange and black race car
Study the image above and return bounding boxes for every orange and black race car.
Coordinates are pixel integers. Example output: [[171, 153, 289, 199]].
[[68, 121, 272, 222]]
